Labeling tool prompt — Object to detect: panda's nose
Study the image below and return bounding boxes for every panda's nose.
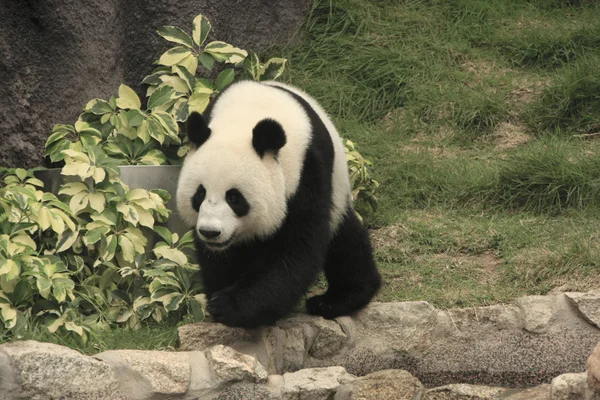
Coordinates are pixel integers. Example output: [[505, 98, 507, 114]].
[[199, 229, 221, 240]]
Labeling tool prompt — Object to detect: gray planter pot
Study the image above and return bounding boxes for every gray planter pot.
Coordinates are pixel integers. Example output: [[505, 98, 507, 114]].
[[35, 165, 194, 259]]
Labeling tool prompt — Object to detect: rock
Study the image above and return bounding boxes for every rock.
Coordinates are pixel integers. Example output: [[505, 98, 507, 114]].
[[282, 366, 355, 400], [95, 349, 189, 395], [214, 381, 280, 400], [334, 369, 423, 400], [0, 0, 310, 169], [441, 304, 521, 333], [516, 295, 556, 334], [426, 384, 504, 399], [178, 321, 261, 351], [589, 342, 600, 393], [308, 318, 348, 359], [207, 345, 268, 384], [502, 384, 551, 400], [566, 292, 600, 329], [0, 340, 127, 400], [550, 372, 597, 400]]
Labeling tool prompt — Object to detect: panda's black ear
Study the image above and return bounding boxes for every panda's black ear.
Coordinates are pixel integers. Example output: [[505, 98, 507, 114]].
[[252, 119, 286, 159], [186, 112, 211, 147]]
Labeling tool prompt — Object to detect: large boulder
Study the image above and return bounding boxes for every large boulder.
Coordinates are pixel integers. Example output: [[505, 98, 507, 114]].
[[0, 0, 310, 169]]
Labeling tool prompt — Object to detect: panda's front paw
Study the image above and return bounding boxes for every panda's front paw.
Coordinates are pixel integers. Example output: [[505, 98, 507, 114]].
[[207, 290, 247, 328]]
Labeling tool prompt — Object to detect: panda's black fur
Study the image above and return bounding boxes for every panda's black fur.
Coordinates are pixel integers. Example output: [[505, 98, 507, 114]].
[[181, 82, 381, 328]]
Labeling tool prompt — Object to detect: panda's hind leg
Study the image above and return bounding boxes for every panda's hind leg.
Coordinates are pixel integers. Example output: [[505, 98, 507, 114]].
[[306, 208, 381, 319]]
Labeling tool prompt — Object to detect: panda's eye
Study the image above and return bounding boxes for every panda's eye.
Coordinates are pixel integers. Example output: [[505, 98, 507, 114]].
[[192, 185, 206, 211], [225, 189, 250, 217], [226, 190, 240, 204]]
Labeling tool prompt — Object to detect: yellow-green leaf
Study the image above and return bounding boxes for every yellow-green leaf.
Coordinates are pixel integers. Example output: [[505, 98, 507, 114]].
[[158, 47, 193, 66], [157, 26, 194, 48], [192, 14, 211, 47], [12, 234, 36, 251], [70, 192, 89, 215], [48, 209, 66, 234], [88, 192, 106, 213], [159, 75, 189, 94], [188, 92, 211, 114], [179, 54, 199, 75], [115, 84, 141, 110], [38, 207, 51, 231], [118, 235, 135, 263], [58, 182, 88, 196]]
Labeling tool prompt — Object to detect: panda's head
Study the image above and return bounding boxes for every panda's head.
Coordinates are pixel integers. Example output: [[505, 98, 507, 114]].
[[176, 112, 288, 251]]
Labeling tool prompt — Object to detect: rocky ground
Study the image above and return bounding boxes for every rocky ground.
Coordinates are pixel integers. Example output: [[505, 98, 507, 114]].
[[0, 291, 599, 399]]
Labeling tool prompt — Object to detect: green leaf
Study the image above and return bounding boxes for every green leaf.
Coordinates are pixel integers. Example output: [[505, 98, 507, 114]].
[[46, 315, 65, 333], [100, 234, 118, 262], [12, 234, 36, 251], [124, 227, 147, 254], [59, 182, 88, 197], [88, 192, 106, 213], [69, 192, 89, 215], [162, 293, 185, 312], [84, 99, 114, 115], [0, 304, 18, 329], [260, 58, 287, 81], [193, 14, 211, 46], [147, 85, 177, 110], [52, 277, 75, 303], [171, 98, 189, 123], [244, 50, 261, 81], [45, 127, 72, 147], [0, 260, 19, 281], [125, 109, 145, 127], [178, 230, 196, 250], [189, 296, 206, 322], [55, 230, 79, 253], [153, 246, 188, 266], [198, 52, 215, 70], [118, 235, 135, 263], [159, 75, 190, 94], [187, 92, 211, 114], [173, 65, 195, 93], [204, 41, 247, 64], [15, 168, 27, 181], [157, 26, 194, 48], [11, 279, 32, 307], [138, 149, 168, 166], [116, 84, 141, 110], [215, 69, 235, 92], [36, 276, 52, 299], [84, 227, 107, 246], [154, 226, 173, 245], [158, 47, 193, 66], [179, 54, 199, 75]]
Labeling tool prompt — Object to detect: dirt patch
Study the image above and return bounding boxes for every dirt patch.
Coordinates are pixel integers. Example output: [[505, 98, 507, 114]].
[[494, 121, 530, 150], [370, 224, 409, 250]]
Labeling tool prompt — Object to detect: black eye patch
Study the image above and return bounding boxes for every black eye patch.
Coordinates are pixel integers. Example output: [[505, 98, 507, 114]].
[[192, 184, 206, 211], [225, 189, 250, 217]]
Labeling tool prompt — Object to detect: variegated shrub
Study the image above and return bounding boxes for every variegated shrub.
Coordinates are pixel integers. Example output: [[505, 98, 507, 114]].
[[1, 13, 378, 343]]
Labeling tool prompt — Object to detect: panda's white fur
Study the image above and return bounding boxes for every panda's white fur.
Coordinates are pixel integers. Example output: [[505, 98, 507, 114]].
[[176, 80, 351, 245]]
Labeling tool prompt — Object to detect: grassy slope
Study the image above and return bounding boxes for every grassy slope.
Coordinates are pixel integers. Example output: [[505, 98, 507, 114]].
[[6, 0, 600, 353], [276, 0, 600, 308]]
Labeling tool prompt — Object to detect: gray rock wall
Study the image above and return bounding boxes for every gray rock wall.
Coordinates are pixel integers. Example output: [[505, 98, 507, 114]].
[[0, 0, 309, 168]]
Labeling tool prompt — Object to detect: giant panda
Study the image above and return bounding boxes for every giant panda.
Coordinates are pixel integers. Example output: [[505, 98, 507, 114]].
[[176, 80, 381, 328]]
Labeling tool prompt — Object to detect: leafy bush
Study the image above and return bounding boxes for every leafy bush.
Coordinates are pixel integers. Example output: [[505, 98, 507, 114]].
[[1, 13, 379, 343]]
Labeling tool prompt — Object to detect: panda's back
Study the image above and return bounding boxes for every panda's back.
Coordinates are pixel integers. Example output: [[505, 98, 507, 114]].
[[206, 80, 352, 233]]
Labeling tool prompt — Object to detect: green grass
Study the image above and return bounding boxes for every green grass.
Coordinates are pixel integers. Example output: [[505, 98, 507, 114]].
[[273, 0, 600, 308], [0, 323, 179, 355]]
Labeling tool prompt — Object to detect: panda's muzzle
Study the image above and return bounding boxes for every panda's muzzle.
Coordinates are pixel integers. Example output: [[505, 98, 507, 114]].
[[203, 236, 235, 250]]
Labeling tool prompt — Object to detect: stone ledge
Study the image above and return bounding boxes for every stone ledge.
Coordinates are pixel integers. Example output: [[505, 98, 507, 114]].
[[180, 291, 600, 387], [0, 292, 599, 399]]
